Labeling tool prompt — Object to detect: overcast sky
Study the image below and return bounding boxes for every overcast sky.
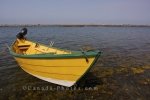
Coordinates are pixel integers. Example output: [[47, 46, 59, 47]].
[[0, 0, 150, 25]]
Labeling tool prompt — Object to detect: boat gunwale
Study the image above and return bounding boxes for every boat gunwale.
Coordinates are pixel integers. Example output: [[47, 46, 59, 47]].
[[9, 39, 101, 59], [10, 50, 101, 59]]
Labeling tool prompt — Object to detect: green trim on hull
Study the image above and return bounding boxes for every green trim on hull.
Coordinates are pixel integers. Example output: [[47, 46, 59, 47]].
[[10, 48, 101, 59]]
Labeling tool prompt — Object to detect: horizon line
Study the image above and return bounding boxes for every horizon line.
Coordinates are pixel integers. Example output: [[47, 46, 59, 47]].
[[0, 24, 150, 27]]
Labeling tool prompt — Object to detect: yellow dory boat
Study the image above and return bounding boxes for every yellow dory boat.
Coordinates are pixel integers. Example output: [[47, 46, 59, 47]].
[[9, 39, 101, 87]]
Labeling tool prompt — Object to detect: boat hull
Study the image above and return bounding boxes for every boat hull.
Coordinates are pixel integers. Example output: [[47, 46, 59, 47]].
[[14, 56, 97, 87]]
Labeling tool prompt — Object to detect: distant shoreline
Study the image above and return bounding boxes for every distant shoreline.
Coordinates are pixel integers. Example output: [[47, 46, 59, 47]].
[[0, 24, 150, 27]]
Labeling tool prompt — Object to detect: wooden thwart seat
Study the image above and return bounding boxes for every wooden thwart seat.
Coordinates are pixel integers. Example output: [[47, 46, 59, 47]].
[[18, 43, 30, 47], [18, 43, 31, 50]]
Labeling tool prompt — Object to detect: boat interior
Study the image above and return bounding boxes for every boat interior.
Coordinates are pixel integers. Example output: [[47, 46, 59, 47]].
[[12, 39, 71, 55]]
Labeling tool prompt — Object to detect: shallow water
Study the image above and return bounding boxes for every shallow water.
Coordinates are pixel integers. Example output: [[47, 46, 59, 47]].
[[0, 26, 150, 100]]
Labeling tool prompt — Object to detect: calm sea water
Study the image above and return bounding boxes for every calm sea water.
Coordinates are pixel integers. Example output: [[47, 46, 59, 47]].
[[0, 26, 150, 99]]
